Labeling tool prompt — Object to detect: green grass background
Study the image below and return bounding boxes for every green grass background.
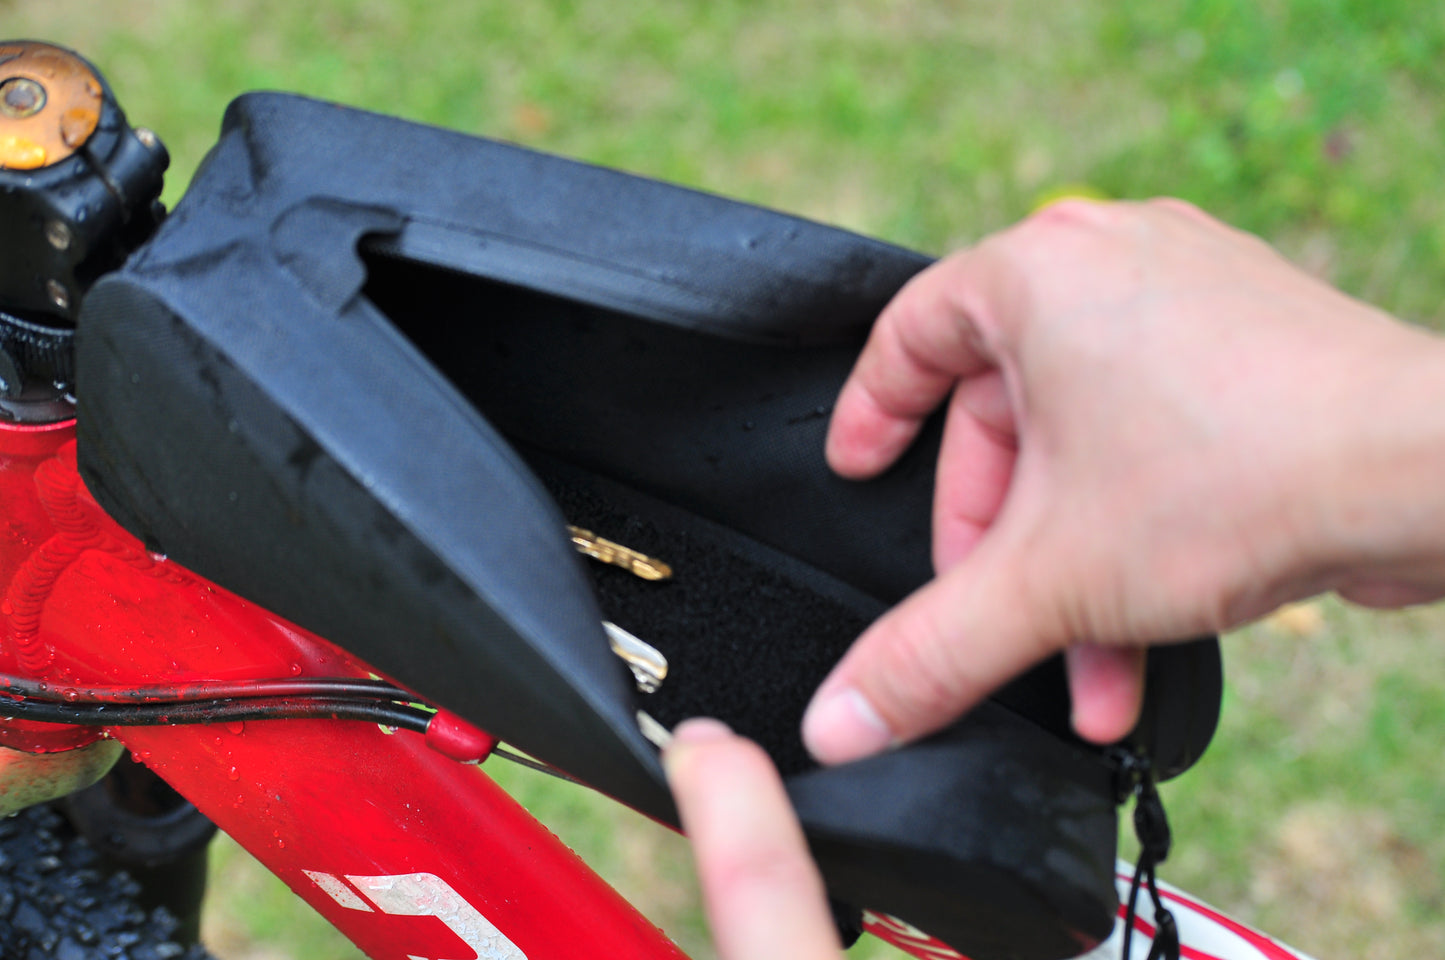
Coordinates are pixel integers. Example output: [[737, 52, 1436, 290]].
[[6, 1, 1444, 957]]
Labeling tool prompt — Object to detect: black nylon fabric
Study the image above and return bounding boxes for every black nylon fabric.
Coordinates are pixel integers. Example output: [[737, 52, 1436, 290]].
[[76, 92, 1222, 960]]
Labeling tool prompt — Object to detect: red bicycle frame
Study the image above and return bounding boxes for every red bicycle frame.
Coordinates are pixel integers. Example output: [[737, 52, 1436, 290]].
[[0, 421, 696, 960]]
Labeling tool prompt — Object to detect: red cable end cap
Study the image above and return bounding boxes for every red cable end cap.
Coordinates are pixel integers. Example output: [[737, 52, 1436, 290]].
[[424, 709, 497, 763]]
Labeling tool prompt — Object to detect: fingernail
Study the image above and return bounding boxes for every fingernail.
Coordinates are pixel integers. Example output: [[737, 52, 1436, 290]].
[[672, 717, 734, 745], [802, 687, 894, 765], [662, 717, 735, 779]]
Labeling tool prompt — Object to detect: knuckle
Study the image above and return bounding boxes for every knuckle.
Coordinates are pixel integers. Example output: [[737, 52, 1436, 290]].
[[1004, 200, 1128, 274], [1027, 196, 1114, 231], [1147, 195, 1203, 216]]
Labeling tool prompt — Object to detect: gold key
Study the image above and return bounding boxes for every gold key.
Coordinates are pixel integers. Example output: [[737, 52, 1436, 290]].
[[567, 526, 673, 581]]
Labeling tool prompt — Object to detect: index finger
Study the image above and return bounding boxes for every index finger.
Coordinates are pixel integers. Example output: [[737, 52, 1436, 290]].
[[826, 246, 1015, 478], [664, 719, 843, 960]]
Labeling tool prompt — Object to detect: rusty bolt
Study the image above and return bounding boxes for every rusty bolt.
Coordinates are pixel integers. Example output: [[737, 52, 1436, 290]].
[[0, 77, 46, 120]]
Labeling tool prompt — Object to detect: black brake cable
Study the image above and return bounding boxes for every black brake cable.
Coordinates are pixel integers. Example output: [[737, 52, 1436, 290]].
[[488, 745, 582, 784], [0, 691, 434, 733], [0, 670, 584, 782], [0, 673, 415, 704], [0, 670, 434, 733]]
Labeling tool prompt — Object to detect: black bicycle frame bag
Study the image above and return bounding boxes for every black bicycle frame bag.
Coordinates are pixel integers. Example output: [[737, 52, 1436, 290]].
[[77, 93, 1222, 960]]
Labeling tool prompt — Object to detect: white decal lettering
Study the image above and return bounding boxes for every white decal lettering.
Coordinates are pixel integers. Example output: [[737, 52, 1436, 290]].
[[304, 870, 374, 912], [306, 870, 527, 960], [863, 910, 967, 960]]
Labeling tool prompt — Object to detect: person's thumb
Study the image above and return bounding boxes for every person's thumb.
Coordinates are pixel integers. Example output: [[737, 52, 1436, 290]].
[[801, 541, 1059, 765]]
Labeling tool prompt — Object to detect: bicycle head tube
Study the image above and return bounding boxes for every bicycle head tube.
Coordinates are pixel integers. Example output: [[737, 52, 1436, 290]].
[[0, 40, 168, 423]]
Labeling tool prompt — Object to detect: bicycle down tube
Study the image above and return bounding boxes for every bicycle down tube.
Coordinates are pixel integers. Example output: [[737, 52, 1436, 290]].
[[0, 423, 687, 960]]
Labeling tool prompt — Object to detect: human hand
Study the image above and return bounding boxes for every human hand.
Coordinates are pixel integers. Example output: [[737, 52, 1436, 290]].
[[804, 198, 1445, 763], [663, 718, 843, 960]]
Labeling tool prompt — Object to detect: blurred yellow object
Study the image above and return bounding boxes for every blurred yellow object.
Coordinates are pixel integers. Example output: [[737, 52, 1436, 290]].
[[1031, 184, 1110, 212], [0, 134, 47, 170], [1264, 601, 1326, 638]]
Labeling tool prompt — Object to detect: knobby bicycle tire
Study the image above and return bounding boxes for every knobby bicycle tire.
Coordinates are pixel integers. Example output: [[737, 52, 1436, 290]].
[[0, 804, 215, 959]]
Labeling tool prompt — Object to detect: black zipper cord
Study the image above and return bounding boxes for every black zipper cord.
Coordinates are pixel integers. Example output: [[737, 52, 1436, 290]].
[[1113, 749, 1181, 960]]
